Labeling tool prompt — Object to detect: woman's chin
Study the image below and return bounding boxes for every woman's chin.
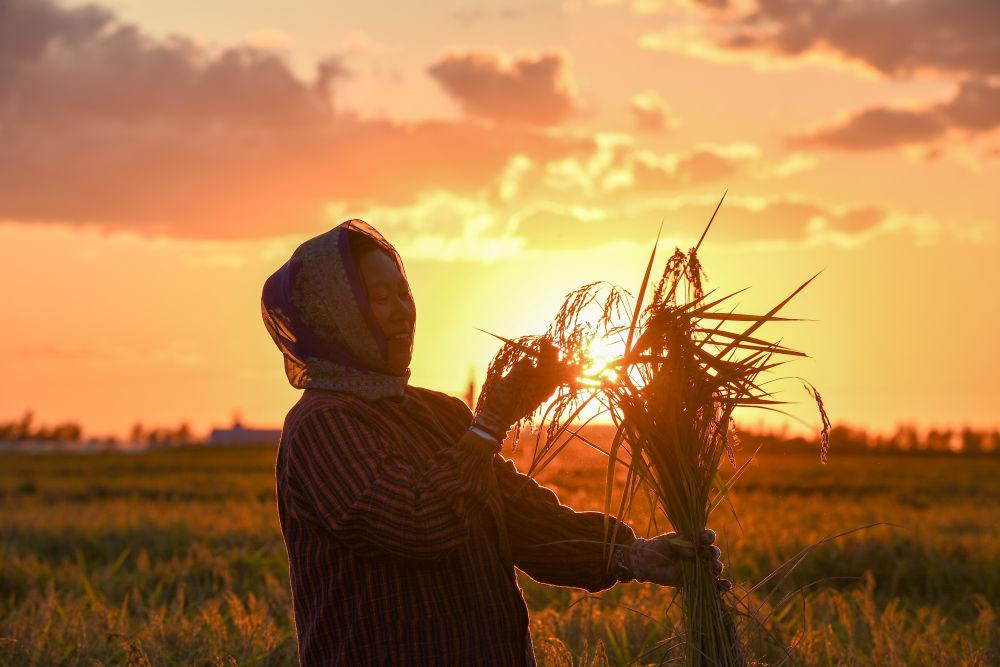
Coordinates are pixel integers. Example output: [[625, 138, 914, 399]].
[[387, 355, 412, 376], [385, 339, 412, 375]]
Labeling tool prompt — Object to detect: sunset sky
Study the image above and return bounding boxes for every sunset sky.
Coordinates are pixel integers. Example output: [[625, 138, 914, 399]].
[[1, 0, 998, 437]]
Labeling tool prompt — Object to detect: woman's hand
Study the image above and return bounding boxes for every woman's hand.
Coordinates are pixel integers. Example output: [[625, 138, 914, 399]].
[[473, 341, 568, 442], [625, 529, 731, 591]]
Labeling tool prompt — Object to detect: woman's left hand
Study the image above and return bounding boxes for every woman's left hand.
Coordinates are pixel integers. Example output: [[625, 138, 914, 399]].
[[625, 529, 731, 591]]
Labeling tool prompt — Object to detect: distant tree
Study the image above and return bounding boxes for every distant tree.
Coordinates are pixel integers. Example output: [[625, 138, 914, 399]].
[[829, 424, 869, 452], [924, 430, 933, 451], [926, 428, 949, 452], [891, 424, 919, 451], [52, 422, 82, 442], [872, 433, 893, 450], [961, 428, 985, 454], [129, 423, 145, 443], [988, 431, 1000, 454], [15, 411, 34, 439]]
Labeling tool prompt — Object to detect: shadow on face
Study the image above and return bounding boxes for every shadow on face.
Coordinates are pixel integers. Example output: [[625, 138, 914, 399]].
[[356, 250, 415, 374]]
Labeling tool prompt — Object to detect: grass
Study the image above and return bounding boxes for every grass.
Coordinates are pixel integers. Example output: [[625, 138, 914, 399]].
[[0, 442, 997, 665]]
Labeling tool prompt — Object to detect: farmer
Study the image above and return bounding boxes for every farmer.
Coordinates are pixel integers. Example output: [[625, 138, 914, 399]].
[[262, 220, 725, 666]]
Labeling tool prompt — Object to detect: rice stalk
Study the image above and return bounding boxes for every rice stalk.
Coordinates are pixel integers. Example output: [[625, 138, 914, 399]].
[[481, 197, 829, 665]]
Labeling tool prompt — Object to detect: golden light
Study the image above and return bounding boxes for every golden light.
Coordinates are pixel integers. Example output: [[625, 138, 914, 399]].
[[579, 335, 624, 384]]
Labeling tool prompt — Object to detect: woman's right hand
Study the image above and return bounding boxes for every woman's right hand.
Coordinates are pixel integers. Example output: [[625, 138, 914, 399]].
[[473, 341, 567, 441]]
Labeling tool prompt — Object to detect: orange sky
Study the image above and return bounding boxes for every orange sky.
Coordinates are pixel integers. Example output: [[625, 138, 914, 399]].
[[1, 0, 998, 436]]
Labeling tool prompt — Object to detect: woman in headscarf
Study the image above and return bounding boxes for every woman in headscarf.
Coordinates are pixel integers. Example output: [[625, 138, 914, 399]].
[[262, 220, 724, 666]]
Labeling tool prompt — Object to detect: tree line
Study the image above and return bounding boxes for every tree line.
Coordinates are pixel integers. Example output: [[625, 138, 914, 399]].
[[2, 410, 998, 454], [0, 411, 196, 446], [740, 422, 1000, 455]]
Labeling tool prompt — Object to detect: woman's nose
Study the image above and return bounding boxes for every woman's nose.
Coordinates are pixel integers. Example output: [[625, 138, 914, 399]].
[[390, 294, 415, 322]]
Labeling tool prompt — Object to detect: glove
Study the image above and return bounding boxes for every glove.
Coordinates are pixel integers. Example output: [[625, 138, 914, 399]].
[[473, 340, 566, 441], [621, 529, 731, 591]]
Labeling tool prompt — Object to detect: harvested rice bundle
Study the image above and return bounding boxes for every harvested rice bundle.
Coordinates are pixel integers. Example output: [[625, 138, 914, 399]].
[[481, 198, 829, 665]]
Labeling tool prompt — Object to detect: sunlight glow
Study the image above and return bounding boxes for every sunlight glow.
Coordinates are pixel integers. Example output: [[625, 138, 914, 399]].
[[579, 336, 624, 385]]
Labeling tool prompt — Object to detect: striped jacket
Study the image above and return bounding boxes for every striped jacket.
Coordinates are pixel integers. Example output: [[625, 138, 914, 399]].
[[275, 386, 636, 665]]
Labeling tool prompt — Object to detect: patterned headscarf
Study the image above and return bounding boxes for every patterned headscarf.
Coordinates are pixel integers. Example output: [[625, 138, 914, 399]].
[[261, 220, 412, 400]]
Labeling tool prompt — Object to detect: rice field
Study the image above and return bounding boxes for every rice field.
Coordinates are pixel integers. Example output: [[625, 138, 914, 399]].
[[0, 439, 997, 665]]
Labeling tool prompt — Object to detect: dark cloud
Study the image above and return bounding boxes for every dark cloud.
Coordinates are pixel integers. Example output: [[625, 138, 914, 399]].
[[658, 1, 1000, 151], [791, 79, 1000, 150], [0, 0, 111, 63], [428, 51, 577, 126], [792, 108, 946, 150], [0, 0, 591, 238], [703, 0, 1000, 79], [945, 78, 1000, 131]]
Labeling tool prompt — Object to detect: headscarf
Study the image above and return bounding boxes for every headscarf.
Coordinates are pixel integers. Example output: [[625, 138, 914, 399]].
[[261, 219, 412, 400]]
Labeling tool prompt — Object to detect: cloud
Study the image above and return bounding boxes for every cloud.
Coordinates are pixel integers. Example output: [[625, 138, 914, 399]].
[[508, 202, 625, 249], [769, 152, 819, 177], [510, 194, 918, 250], [652, 0, 1000, 80], [791, 79, 1000, 150], [630, 90, 680, 132], [793, 108, 946, 150], [942, 79, 1000, 132], [0, 4, 335, 126], [633, 2, 1000, 154], [489, 136, 766, 206], [325, 141, 833, 255], [294, 142, 977, 256], [0, 0, 592, 238], [329, 190, 526, 262], [427, 51, 578, 126], [630, 143, 760, 190]]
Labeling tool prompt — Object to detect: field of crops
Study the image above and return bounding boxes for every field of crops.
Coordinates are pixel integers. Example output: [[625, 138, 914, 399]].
[[1, 439, 997, 665]]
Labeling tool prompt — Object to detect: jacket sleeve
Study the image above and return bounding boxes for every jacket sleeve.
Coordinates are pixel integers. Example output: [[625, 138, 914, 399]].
[[493, 455, 636, 593], [285, 406, 498, 561]]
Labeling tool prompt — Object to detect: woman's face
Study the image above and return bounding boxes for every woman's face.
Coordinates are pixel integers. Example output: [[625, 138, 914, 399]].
[[357, 250, 415, 374]]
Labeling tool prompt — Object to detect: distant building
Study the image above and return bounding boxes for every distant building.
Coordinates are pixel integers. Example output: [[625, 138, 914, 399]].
[[209, 415, 281, 446]]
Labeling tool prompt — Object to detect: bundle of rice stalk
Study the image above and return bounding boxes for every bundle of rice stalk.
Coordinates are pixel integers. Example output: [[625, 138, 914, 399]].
[[480, 196, 829, 666]]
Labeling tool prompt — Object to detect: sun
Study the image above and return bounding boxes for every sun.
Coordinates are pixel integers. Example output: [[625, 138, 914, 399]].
[[580, 335, 623, 383]]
